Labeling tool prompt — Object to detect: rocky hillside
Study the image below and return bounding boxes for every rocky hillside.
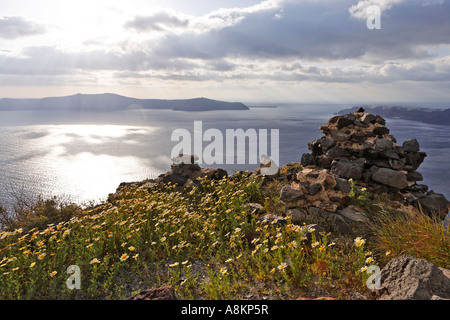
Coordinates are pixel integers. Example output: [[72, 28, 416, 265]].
[[121, 107, 450, 300], [1, 108, 448, 301]]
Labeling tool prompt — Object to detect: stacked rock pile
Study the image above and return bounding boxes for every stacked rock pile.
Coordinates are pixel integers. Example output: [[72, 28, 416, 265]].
[[155, 154, 228, 187], [294, 107, 449, 219]]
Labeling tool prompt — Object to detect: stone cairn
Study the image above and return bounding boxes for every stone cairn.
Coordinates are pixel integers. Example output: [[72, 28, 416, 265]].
[[279, 107, 449, 223]]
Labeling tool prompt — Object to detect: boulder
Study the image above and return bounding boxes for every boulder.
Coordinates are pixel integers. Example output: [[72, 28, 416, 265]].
[[374, 139, 394, 153], [308, 183, 322, 196], [403, 139, 420, 153], [331, 130, 351, 141], [377, 255, 450, 300], [330, 160, 364, 181], [406, 171, 423, 182], [335, 177, 351, 194], [360, 113, 377, 124], [319, 137, 336, 151], [404, 152, 427, 171], [301, 153, 315, 166], [351, 131, 367, 143], [280, 185, 305, 202], [326, 146, 349, 160], [156, 157, 227, 186], [308, 207, 352, 234], [285, 208, 307, 224], [336, 114, 355, 129], [414, 192, 450, 220], [371, 168, 408, 189], [372, 126, 390, 137], [337, 206, 370, 223]]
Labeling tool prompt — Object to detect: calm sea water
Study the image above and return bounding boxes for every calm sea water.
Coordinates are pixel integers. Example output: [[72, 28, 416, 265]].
[[0, 104, 448, 213]]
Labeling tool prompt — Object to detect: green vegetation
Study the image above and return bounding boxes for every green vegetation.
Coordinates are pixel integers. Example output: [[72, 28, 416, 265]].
[[0, 172, 448, 300]]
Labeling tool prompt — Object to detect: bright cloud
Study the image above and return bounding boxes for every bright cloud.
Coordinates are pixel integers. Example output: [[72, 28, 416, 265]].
[[0, 0, 449, 103]]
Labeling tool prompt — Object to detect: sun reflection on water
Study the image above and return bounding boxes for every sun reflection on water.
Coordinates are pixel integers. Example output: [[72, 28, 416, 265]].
[[9, 124, 171, 206]]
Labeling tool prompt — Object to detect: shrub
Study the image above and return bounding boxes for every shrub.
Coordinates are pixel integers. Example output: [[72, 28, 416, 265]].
[[0, 196, 81, 232]]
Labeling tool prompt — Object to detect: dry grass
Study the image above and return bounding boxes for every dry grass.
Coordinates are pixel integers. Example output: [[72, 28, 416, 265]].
[[371, 208, 450, 269]]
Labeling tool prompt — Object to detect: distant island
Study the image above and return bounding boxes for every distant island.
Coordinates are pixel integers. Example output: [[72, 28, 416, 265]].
[[337, 105, 450, 126], [0, 93, 249, 112]]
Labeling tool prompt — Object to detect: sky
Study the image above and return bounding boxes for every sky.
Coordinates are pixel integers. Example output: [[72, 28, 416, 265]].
[[0, 0, 449, 104]]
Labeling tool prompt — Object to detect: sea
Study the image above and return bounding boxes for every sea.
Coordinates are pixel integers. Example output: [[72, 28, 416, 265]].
[[0, 104, 449, 214]]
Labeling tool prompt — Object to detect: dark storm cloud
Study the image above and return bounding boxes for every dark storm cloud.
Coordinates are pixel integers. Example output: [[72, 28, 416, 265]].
[[0, 16, 47, 39], [151, 0, 450, 61]]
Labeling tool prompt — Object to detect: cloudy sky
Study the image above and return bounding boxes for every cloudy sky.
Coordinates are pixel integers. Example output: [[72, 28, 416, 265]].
[[0, 0, 449, 104]]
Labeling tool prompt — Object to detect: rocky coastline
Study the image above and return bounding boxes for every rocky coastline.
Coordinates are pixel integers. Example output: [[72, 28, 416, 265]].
[[117, 107, 449, 300]]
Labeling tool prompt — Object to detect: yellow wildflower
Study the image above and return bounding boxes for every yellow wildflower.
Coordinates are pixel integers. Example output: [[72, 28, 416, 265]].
[[287, 241, 297, 248], [354, 237, 365, 247], [50, 271, 57, 277], [90, 258, 100, 265], [120, 253, 129, 262], [277, 262, 288, 271]]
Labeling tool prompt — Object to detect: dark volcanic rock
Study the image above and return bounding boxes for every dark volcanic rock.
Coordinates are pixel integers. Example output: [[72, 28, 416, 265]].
[[371, 168, 408, 189], [377, 255, 450, 300], [330, 160, 364, 181], [156, 154, 227, 186], [335, 177, 351, 194], [280, 185, 305, 202], [404, 152, 427, 171], [301, 153, 315, 166], [373, 126, 390, 137], [308, 183, 322, 196], [414, 192, 450, 220], [403, 139, 420, 152]]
